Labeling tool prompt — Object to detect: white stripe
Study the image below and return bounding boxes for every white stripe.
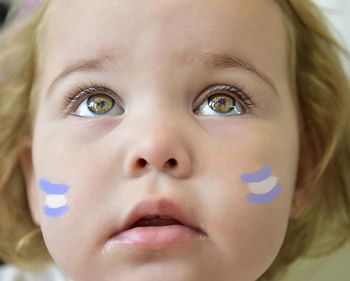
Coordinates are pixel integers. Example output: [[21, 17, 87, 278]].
[[45, 195, 67, 208], [248, 175, 278, 194]]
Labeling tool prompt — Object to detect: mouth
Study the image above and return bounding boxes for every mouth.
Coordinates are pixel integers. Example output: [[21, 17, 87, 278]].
[[110, 199, 207, 249], [130, 215, 184, 228]]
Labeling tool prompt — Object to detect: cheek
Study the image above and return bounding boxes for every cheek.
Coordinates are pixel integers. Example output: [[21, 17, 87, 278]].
[[31, 127, 114, 251], [33, 136, 114, 220], [200, 167, 293, 276], [33, 166, 110, 270], [197, 125, 297, 269]]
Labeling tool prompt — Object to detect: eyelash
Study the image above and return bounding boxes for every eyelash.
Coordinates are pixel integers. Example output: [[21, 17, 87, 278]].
[[198, 83, 255, 110], [64, 81, 121, 113], [63, 81, 256, 114]]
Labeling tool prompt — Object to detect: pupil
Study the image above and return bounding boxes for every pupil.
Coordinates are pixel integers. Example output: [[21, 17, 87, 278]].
[[98, 101, 106, 107], [218, 98, 225, 105], [209, 95, 235, 113], [87, 95, 114, 114]]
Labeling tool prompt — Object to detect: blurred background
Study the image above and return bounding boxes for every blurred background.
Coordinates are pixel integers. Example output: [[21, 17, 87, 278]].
[[0, 0, 9, 26], [0, 0, 9, 266], [315, 0, 350, 73]]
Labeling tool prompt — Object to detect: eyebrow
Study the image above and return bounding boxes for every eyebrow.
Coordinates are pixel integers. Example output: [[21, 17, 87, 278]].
[[192, 52, 278, 95], [47, 54, 114, 94], [47, 52, 278, 95]]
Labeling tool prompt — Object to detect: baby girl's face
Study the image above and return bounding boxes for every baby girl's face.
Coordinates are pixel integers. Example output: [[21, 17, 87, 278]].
[[27, 0, 299, 280]]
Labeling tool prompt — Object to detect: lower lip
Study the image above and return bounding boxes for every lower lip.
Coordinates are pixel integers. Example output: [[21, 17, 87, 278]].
[[112, 225, 204, 249]]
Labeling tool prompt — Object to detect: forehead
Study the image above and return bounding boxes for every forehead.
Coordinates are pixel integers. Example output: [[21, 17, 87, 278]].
[[41, 0, 288, 91]]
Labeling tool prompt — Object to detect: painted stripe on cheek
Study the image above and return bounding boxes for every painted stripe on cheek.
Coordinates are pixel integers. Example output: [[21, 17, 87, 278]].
[[45, 195, 67, 208], [39, 178, 70, 218], [246, 183, 281, 204], [39, 179, 70, 194], [248, 175, 278, 194], [240, 166, 272, 183], [43, 205, 69, 217]]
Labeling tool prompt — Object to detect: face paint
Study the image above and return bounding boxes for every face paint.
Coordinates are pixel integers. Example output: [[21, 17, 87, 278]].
[[240, 166, 281, 204], [39, 179, 70, 217]]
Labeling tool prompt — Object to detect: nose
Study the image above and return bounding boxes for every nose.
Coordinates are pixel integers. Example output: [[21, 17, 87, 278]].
[[123, 124, 193, 179]]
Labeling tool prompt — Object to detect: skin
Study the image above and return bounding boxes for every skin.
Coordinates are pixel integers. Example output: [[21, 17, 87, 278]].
[[24, 0, 300, 280]]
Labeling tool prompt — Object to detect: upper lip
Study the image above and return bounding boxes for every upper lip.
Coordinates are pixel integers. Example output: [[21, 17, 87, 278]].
[[114, 198, 205, 235]]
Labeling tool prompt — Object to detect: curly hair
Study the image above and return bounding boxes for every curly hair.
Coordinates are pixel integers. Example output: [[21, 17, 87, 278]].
[[0, 1, 349, 279], [265, 1, 350, 280], [0, 0, 51, 270]]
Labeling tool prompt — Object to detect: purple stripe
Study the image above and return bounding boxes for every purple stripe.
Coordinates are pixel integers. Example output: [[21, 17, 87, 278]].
[[240, 166, 272, 183], [246, 183, 281, 204], [43, 205, 69, 217], [39, 179, 70, 195]]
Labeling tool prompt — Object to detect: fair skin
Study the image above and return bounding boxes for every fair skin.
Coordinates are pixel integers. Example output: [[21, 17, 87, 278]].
[[23, 0, 299, 280]]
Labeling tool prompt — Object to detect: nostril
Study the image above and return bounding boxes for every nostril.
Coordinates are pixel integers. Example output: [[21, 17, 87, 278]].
[[136, 158, 148, 168], [167, 158, 178, 167]]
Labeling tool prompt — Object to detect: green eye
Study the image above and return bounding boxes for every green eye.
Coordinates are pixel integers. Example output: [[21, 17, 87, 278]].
[[87, 94, 115, 114], [208, 94, 236, 114], [196, 87, 247, 116]]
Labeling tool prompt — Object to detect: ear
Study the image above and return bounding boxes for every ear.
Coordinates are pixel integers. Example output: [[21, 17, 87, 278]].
[[290, 130, 319, 221], [19, 139, 41, 225]]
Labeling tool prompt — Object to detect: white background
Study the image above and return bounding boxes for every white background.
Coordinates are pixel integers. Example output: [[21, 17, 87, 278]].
[[315, 0, 350, 73]]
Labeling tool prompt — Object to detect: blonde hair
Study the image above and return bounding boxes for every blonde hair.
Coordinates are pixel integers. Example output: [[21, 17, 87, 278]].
[[0, 1, 51, 269], [0, 0, 349, 279], [265, 1, 350, 280]]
